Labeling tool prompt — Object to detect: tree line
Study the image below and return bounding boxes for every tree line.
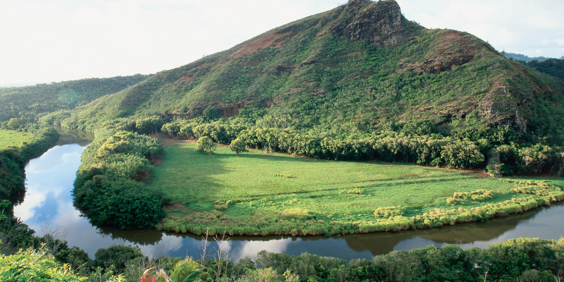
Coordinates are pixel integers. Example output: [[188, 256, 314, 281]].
[[160, 119, 564, 176]]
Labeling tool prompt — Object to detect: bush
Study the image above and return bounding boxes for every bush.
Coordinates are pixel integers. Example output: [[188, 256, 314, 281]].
[[75, 176, 167, 229], [94, 245, 145, 274], [196, 136, 217, 155], [229, 137, 248, 156], [374, 206, 404, 218]]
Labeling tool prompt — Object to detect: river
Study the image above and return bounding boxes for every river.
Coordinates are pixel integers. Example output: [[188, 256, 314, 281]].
[[13, 134, 564, 261]]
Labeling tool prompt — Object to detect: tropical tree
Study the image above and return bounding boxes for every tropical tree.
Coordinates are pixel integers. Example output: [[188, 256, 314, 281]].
[[196, 136, 217, 156], [229, 138, 248, 156]]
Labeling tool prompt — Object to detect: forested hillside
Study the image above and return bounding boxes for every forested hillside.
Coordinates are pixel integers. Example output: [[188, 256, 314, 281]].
[[522, 59, 564, 82], [0, 74, 151, 122]]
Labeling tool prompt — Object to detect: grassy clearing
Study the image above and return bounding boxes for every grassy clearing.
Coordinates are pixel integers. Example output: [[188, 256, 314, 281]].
[[149, 143, 564, 236], [0, 129, 33, 149]]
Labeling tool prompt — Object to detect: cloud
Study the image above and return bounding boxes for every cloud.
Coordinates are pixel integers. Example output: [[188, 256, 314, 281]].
[[399, 0, 564, 58], [0, 0, 342, 85], [13, 191, 47, 221], [1, 0, 563, 85], [230, 238, 294, 262], [139, 235, 184, 259]]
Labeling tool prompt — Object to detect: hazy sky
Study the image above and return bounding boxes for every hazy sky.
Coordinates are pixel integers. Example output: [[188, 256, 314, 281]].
[[1, 0, 563, 86]]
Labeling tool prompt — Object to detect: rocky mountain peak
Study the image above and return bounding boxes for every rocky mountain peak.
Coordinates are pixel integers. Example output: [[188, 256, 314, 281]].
[[334, 0, 412, 48]]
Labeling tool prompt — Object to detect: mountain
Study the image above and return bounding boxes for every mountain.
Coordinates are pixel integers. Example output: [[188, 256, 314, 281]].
[[0, 74, 151, 122], [48, 0, 564, 140], [502, 52, 553, 62]]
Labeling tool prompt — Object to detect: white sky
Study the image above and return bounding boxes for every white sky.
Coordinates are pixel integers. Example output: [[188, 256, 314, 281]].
[[0, 0, 563, 86]]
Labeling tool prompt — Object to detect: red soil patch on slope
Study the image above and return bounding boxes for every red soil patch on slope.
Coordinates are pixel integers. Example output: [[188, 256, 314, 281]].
[[229, 32, 289, 58], [174, 64, 204, 84]]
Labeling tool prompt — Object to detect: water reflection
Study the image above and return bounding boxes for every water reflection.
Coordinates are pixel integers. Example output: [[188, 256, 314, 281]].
[[14, 137, 564, 262]]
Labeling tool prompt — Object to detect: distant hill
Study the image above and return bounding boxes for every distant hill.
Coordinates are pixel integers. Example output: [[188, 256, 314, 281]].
[[30, 0, 564, 141], [522, 59, 564, 83], [502, 52, 554, 62], [0, 74, 151, 122]]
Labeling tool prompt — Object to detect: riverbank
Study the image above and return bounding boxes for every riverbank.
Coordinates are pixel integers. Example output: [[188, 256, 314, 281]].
[[0, 127, 59, 209], [149, 142, 564, 237]]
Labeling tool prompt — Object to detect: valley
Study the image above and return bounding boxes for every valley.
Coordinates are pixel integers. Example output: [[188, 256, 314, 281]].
[[12, 134, 564, 263], [153, 142, 564, 236], [1, 0, 564, 280]]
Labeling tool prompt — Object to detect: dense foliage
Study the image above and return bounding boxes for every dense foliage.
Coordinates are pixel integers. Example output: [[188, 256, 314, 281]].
[[0, 246, 88, 281], [73, 131, 167, 229], [252, 238, 564, 282], [3, 237, 564, 282]]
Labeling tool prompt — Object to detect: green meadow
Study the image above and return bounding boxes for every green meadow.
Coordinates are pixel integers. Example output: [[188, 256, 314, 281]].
[[0, 129, 33, 149], [149, 143, 564, 236]]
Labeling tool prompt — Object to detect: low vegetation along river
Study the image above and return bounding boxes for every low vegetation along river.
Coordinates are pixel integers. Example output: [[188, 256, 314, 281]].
[[14, 134, 564, 261]]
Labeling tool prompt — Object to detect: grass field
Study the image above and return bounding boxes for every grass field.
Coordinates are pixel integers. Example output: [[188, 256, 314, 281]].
[[0, 129, 33, 149], [149, 142, 564, 236]]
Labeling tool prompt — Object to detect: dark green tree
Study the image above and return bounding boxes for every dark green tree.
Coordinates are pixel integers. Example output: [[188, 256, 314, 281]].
[[202, 106, 220, 121]]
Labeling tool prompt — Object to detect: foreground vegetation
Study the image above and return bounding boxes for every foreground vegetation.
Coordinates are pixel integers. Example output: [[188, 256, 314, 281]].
[[151, 142, 564, 236], [2, 237, 564, 282]]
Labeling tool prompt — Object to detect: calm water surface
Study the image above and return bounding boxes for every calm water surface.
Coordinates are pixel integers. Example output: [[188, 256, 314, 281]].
[[14, 135, 564, 261]]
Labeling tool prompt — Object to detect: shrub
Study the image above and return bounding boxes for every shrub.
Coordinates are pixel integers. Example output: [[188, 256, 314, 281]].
[[347, 188, 362, 195], [229, 137, 248, 156], [196, 136, 217, 155], [374, 206, 404, 218]]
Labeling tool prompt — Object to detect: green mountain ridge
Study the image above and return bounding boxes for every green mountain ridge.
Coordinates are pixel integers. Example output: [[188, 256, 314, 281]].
[[0, 74, 151, 122]]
